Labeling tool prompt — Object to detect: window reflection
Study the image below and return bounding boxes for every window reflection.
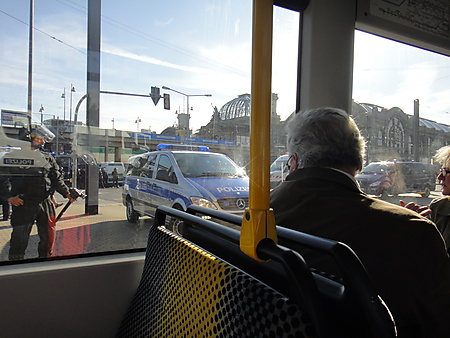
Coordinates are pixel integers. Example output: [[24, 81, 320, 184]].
[[353, 31, 450, 165]]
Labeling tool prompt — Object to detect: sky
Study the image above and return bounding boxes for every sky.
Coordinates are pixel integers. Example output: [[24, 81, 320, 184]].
[[1, 0, 450, 134], [353, 31, 450, 122]]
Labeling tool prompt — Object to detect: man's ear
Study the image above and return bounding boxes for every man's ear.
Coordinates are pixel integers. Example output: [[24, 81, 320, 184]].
[[290, 153, 299, 172]]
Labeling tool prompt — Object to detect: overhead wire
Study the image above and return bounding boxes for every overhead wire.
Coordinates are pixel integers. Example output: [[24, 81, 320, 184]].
[[0, 8, 86, 55], [56, 0, 249, 76]]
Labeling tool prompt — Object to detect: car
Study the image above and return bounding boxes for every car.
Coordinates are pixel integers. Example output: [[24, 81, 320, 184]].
[[122, 144, 249, 233], [355, 161, 436, 197], [270, 154, 289, 189]]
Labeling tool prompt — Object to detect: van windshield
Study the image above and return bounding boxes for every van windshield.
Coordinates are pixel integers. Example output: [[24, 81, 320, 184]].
[[173, 153, 245, 178]]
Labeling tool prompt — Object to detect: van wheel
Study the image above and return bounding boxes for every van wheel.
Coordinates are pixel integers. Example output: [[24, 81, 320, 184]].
[[126, 198, 139, 223], [166, 205, 184, 236], [421, 187, 431, 198]]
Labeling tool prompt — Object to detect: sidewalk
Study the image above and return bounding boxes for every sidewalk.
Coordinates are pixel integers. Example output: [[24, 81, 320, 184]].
[[55, 198, 127, 230]]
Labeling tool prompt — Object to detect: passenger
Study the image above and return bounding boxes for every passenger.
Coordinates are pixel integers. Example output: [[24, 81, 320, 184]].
[[270, 107, 450, 337], [400, 145, 450, 251], [2, 126, 77, 260], [379, 162, 397, 197]]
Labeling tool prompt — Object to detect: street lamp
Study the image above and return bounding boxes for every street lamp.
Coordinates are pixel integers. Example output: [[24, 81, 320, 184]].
[[56, 116, 60, 154], [39, 104, 44, 125], [61, 88, 66, 122], [69, 84, 76, 126], [135, 117, 141, 132], [162, 86, 212, 137]]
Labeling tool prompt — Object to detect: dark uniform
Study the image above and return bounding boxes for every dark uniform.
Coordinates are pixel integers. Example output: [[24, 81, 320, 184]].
[[1, 198, 9, 220], [2, 149, 71, 260]]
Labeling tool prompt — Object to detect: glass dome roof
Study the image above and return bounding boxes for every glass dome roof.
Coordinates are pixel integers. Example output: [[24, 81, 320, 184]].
[[219, 94, 251, 120]]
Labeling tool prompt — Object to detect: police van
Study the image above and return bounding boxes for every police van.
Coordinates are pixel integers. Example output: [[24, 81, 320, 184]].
[[122, 144, 249, 232]]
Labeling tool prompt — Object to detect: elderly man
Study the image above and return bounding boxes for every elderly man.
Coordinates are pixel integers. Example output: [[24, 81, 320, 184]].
[[270, 107, 450, 337]]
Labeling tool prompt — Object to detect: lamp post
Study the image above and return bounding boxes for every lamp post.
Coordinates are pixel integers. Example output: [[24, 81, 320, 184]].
[[39, 104, 44, 125], [69, 84, 76, 127], [27, 0, 34, 120], [135, 117, 141, 131], [61, 88, 66, 122], [162, 86, 212, 137], [56, 116, 60, 154]]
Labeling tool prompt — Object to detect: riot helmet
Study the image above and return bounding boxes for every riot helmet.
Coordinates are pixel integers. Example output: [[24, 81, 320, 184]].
[[30, 125, 55, 143]]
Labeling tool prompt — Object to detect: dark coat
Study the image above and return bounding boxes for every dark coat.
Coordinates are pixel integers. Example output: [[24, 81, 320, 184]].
[[430, 196, 450, 250], [270, 167, 450, 338]]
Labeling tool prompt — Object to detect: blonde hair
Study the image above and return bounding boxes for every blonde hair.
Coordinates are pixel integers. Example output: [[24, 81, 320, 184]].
[[434, 145, 450, 168]]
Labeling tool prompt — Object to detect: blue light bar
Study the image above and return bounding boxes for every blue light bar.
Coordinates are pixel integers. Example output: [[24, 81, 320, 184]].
[[156, 143, 210, 152]]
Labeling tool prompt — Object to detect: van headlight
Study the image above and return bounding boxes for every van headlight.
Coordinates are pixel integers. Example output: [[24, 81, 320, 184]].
[[190, 197, 217, 209]]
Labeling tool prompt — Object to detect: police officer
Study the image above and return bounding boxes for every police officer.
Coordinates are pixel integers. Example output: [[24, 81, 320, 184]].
[[3, 126, 76, 260]]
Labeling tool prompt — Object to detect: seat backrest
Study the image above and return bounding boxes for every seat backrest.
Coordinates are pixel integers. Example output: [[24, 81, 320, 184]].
[[155, 169, 170, 181], [185, 205, 397, 338], [117, 205, 396, 338], [117, 219, 318, 337]]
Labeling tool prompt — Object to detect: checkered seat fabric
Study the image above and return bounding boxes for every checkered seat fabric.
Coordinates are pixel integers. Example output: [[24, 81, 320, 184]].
[[117, 225, 317, 337]]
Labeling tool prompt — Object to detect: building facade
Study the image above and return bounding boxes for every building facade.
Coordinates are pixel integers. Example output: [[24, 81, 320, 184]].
[[351, 101, 450, 165]]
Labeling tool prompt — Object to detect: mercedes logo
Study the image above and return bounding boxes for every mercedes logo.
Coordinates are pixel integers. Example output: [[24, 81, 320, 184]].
[[236, 198, 246, 209]]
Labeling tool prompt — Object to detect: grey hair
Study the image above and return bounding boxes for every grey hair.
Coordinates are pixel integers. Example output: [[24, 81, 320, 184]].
[[286, 107, 366, 171], [434, 145, 450, 167]]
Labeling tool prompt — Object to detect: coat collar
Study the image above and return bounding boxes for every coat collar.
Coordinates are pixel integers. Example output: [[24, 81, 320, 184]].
[[431, 196, 450, 215], [286, 167, 362, 192]]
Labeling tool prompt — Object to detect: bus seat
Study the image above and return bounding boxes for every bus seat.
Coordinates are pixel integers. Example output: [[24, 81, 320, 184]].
[[117, 205, 396, 337], [117, 207, 325, 337], [185, 205, 397, 338]]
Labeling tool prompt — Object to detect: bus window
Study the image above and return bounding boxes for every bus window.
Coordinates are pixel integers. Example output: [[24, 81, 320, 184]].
[[352, 30, 450, 193], [0, 1, 448, 266], [0, 0, 297, 263]]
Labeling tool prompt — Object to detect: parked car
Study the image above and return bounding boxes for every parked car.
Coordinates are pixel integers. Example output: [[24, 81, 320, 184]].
[[122, 144, 249, 233], [270, 154, 289, 189], [355, 161, 436, 197]]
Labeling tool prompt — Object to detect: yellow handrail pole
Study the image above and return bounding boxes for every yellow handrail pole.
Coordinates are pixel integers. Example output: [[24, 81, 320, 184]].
[[240, 0, 277, 260]]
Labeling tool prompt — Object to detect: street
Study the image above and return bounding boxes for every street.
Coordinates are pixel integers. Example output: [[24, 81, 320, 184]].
[[0, 187, 445, 263]]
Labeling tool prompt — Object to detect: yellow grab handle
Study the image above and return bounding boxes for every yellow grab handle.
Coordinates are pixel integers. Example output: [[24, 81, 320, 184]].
[[240, 0, 277, 261]]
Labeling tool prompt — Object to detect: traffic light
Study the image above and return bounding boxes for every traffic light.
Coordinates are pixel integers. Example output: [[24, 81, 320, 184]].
[[163, 93, 170, 110]]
